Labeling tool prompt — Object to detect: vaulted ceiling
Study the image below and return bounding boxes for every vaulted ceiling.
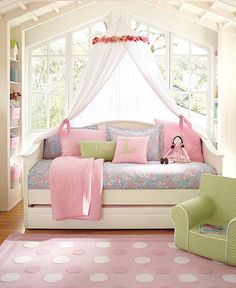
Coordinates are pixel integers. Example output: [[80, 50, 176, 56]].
[[0, 0, 236, 31]]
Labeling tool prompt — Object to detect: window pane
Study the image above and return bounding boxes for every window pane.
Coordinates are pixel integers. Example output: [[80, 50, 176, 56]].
[[31, 57, 48, 92], [92, 20, 107, 38], [48, 57, 66, 93], [31, 45, 47, 56], [190, 56, 208, 91], [190, 92, 207, 115], [49, 93, 65, 128], [132, 21, 148, 36], [149, 28, 166, 56], [172, 55, 190, 93], [192, 44, 207, 55], [173, 36, 189, 55], [73, 56, 89, 96], [49, 38, 66, 55], [173, 92, 189, 110], [31, 93, 47, 129], [73, 28, 89, 55]]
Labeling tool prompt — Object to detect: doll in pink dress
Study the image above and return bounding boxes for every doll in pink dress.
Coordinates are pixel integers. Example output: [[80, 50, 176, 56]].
[[160, 136, 190, 164]]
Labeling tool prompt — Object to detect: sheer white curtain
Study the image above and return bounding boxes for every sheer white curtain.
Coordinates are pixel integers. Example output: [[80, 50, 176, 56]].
[[35, 18, 185, 142], [71, 52, 177, 126]]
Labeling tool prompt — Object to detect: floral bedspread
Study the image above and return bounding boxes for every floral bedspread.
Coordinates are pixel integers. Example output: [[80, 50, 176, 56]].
[[28, 160, 216, 190]]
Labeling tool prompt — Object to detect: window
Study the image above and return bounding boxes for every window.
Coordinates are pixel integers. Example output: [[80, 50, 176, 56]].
[[132, 19, 210, 128], [29, 19, 107, 130]]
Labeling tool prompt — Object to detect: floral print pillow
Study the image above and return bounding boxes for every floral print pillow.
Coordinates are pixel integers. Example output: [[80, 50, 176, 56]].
[[106, 125, 164, 161]]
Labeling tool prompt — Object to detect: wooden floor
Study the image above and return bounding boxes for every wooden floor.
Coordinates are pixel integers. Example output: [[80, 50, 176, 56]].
[[0, 201, 174, 244]]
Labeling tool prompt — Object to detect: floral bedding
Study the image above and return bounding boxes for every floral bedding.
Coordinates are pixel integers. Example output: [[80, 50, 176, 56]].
[[28, 160, 216, 190]]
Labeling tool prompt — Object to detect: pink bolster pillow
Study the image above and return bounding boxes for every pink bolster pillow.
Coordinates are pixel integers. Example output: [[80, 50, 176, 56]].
[[154, 119, 203, 162]]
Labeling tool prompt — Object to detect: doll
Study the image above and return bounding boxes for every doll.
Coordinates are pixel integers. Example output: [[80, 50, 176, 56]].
[[160, 136, 190, 164]]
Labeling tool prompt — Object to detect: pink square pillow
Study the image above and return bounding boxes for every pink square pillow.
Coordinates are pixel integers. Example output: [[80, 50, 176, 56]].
[[113, 136, 149, 164], [154, 119, 203, 162], [59, 129, 107, 156]]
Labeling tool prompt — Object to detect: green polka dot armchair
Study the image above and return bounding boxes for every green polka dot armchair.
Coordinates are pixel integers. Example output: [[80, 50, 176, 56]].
[[171, 174, 236, 266]]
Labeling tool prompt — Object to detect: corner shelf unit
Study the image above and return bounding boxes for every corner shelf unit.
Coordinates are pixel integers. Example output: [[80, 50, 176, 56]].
[[8, 55, 22, 209]]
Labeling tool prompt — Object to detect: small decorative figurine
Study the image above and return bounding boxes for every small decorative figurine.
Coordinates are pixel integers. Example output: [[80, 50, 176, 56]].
[[160, 135, 190, 164]]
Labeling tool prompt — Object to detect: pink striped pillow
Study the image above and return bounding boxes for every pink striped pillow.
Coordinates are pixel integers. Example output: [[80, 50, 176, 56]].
[[113, 136, 149, 164]]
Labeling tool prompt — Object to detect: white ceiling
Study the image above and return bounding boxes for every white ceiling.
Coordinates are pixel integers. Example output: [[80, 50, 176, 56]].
[[0, 0, 236, 31]]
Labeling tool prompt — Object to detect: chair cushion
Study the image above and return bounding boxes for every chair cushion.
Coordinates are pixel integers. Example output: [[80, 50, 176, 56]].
[[188, 217, 228, 263]]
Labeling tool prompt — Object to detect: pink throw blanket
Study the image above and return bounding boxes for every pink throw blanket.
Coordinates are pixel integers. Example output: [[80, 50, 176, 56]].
[[49, 156, 104, 220]]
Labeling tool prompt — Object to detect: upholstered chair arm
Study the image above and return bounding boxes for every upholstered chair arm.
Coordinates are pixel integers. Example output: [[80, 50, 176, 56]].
[[172, 195, 215, 228], [226, 217, 236, 266], [171, 196, 215, 251]]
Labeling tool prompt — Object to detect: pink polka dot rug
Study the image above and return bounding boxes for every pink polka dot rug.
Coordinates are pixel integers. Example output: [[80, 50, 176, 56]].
[[0, 233, 235, 287]]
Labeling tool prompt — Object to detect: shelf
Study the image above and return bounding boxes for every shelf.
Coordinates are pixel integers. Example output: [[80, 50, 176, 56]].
[[10, 58, 19, 63], [10, 81, 20, 85], [10, 125, 20, 129]]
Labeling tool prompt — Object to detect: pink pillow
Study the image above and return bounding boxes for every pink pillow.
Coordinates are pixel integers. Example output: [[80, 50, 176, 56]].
[[59, 129, 107, 156], [113, 136, 149, 164], [154, 119, 203, 162]]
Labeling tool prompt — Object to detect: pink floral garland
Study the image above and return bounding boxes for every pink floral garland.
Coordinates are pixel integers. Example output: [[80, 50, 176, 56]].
[[92, 35, 149, 45]]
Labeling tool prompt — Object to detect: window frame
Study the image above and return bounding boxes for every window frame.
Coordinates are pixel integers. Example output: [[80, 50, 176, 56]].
[[130, 16, 213, 134], [27, 18, 108, 132]]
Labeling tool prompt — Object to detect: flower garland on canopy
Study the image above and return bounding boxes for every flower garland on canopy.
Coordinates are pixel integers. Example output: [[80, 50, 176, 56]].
[[92, 35, 149, 45]]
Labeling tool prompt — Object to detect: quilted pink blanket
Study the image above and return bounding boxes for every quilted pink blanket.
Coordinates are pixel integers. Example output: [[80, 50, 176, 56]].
[[49, 157, 104, 220]]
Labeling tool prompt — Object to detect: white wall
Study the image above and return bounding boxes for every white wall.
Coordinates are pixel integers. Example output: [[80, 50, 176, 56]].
[[218, 27, 236, 178]]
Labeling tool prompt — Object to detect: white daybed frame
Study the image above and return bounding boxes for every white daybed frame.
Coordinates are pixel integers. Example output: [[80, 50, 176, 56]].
[[22, 121, 223, 229]]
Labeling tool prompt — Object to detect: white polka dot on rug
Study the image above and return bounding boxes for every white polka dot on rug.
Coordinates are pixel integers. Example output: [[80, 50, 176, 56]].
[[174, 256, 190, 264], [25, 265, 41, 273], [197, 266, 213, 274], [90, 273, 108, 282], [52, 256, 70, 264], [94, 256, 111, 263], [168, 242, 177, 249], [72, 249, 86, 255], [44, 273, 63, 283], [0, 273, 20, 282], [14, 256, 31, 264], [134, 256, 151, 264], [110, 266, 129, 274], [95, 241, 111, 248], [59, 241, 74, 248], [24, 241, 39, 248], [213, 260, 224, 265], [66, 266, 83, 273], [178, 274, 198, 283], [133, 242, 148, 248], [136, 273, 154, 283], [222, 274, 236, 283]]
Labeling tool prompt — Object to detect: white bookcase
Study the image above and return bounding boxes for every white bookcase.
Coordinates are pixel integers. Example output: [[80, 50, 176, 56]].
[[0, 22, 23, 211]]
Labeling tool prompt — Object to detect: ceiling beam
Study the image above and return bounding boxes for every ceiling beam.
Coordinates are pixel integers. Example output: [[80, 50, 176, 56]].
[[18, 1, 27, 11], [29, 12, 39, 22], [0, 1, 52, 23], [22, 0, 96, 31], [143, 0, 218, 31], [185, 2, 236, 25]]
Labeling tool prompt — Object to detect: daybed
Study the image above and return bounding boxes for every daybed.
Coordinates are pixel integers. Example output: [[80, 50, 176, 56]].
[[22, 121, 223, 229]]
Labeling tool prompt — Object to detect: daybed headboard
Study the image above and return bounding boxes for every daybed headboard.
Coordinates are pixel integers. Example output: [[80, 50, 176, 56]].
[[96, 120, 153, 130]]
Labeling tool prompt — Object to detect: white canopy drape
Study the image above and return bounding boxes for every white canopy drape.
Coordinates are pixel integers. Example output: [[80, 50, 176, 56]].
[[36, 17, 194, 141]]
